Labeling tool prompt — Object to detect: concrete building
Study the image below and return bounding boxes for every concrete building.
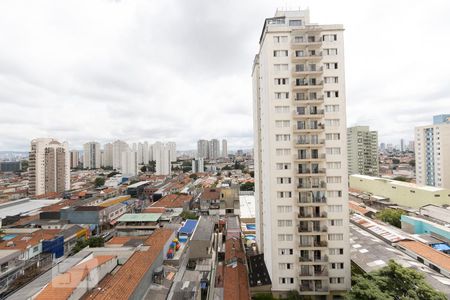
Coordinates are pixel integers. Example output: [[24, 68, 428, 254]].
[[154, 142, 172, 175], [167, 141, 177, 162], [222, 139, 228, 158], [103, 143, 113, 168], [208, 139, 220, 160], [121, 150, 138, 177], [112, 140, 129, 171], [0, 161, 21, 172], [197, 139, 209, 159], [29, 138, 70, 196], [83, 142, 101, 169], [69, 150, 81, 169], [349, 174, 450, 208], [415, 115, 450, 189], [252, 9, 350, 296], [347, 126, 379, 176], [192, 158, 204, 173]]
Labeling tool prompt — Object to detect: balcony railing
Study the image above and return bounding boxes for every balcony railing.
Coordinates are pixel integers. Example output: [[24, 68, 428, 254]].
[[295, 139, 325, 145], [297, 181, 327, 189], [294, 95, 324, 101], [294, 153, 326, 160]]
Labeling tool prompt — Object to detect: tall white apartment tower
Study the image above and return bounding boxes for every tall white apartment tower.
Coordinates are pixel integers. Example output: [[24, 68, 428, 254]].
[[83, 142, 101, 169], [103, 143, 113, 168], [347, 126, 379, 176], [208, 139, 220, 160], [415, 115, 450, 189], [70, 150, 81, 169], [121, 150, 138, 177], [197, 139, 209, 159], [154, 142, 172, 175], [112, 140, 129, 171], [29, 138, 70, 196], [167, 142, 177, 162], [252, 10, 350, 297], [222, 139, 228, 158]]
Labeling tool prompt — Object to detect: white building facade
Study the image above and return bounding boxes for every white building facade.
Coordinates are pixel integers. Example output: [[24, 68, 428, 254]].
[[347, 126, 379, 176], [121, 150, 138, 177], [83, 142, 101, 169], [415, 115, 450, 189], [197, 139, 209, 159], [222, 139, 228, 158], [112, 140, 129, 171], [252, 10, 350, 297], [29, 138, 70, 196]]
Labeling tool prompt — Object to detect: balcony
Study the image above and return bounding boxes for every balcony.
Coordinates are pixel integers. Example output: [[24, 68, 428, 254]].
[[296, 181, 327, 190], [296, 168, 326, 177], [299, 269, 329, 277], [298, 195, 327, 205], [293, 110, 325, 120], [293, 81, 324, 90], [293, 66, 323, 75], [294, 95, 324, 103], [293, 153, 326, 161], [298, 225, 327, 233], [294, 139, 325, 147]]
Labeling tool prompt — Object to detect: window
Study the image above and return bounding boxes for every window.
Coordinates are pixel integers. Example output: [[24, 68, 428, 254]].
[[325, 105, 339, 113], [277, 205, 293, 213], [279, 277, 294, 284], [294, 36, 304, 43], [278, 220, 293, 227], [326, 176, 342, 184], [277, 191, 292, 198], [295, 64, 305, 72], [329, 219, 343, 226], [325, 119, 340, 126], [274, 50, 289, 57], [275, 134, 291, 141], [323, 34, 337, 41], [275, 106, 290, 113], [278, 234, 293, 241], [276, 163, 291, 170], [274, 78, 289, 85], [278, 248, 294, 255], [326, 133, 341, 140], [276, 148, 291, 156], [33, 246, 39, 253], [326, 162, 341, 169], [327, 191, 343, 198], [329, 248, 344, 255], [325, 91, 339, 98], [295, 50, 304, 57], [328, 234, 344, 241], [324, 48, 338, 55], [274, 63, 289, 71], [275, 120, 291, 128], [273, 36, 288, 43], [274, 92, 289, 99], [331, 262, 344, 269], [324, 62, 338, 70], [289, 19, 302, 26], [328, 205, 343, 212], [279, 263, 294, 270], [330, 277, 345, 284], [324, 76, 338, 84], [277, 177, 292, 184], [326, 147, 341, 155]]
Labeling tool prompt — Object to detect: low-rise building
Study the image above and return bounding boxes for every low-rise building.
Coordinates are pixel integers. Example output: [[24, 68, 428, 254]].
[[350, 174, 450, 208]]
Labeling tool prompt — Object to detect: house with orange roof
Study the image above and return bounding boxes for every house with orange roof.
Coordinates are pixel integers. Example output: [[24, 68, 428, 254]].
[[88, 229, 174, 300], [34, 255, 117, 300], [151, 194, 193, 211]]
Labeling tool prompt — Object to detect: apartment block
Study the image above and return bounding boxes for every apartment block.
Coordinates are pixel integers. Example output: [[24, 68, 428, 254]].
[[112, 140, 129, 171], [222, 139, 228, 158], [69, 150, 81, 169], [103, 143, 113, 168], [29, 138, 70, 196], [252, 9, 350, 297], [83, 141, 101, 169], [347, 126, 379, 176], [415, 115, 450, 189]]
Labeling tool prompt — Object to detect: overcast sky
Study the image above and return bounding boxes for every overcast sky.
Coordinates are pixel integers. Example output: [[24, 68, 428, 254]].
[[0, 0, 449, 151]]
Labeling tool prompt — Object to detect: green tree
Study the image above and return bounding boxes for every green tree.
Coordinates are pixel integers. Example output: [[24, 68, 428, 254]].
[[140, 165, 147, 172], [376, 209, 403, 228], [94, 177, 105, 187], [392, 158, 400, 164], [189, 174, 198, 180], [107, 171, 120, 178], [240, 182, 254, 191], [148, 160, 156, 172], [409, 159, 416, 167], [180, 211, 198, 220], [347, 260, 446, 300], [73, 237, 105, 253], [252, 293, 276, 300]]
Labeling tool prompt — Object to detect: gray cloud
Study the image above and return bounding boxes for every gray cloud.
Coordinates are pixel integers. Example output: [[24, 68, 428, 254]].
[[0, 0, 450, 151]]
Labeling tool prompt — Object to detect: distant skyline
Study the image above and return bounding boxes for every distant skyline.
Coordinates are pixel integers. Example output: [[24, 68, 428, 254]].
[[1, 0, 449, 151]]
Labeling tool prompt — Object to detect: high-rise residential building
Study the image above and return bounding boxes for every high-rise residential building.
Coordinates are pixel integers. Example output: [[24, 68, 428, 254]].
[[400, 139, 405, 152], [387, 143, 393, 152], [415, 115, 450, 189], [252, 10, 350, 296], [222, 139, 228, 158], [208, 139, 220, 160], [121, 150, 138, 177], [347, 126, 379, 176], [197, 139, 209, 159], [83, 142, 101, 169], [143, 141, 149, 164], [408, 141, 415, 152], [380, 142, 386, 152], [137, 142, 144, 165], [112, 140, 129, 170], [70, 150, 81, 169], [29, 138, 70, 196], [167, 142, 177, 162], [154, 142, 172, 175], [103, 143, 113, 168], [192, 158, 205, 173]]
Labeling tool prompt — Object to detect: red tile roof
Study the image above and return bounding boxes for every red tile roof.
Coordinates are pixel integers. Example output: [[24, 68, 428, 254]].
[[224, 237, 250, 300], [35, 255, 116, 300], [398, 240, 450, 272], [151, 194, 193, 208], [0, 229, 60, 251], [90, 229, 173, 300]]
